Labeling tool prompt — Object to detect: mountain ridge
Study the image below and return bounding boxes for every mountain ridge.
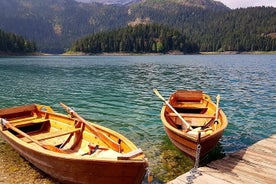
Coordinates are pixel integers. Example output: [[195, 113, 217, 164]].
[[75, 0, 139, 5], [75, 0, 229, 9], [0, 0, 275, 53]]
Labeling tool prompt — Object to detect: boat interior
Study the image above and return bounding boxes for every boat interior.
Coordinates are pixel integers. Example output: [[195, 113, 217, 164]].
[[166, 90, 217, 133], [0, 105, 143, 160]]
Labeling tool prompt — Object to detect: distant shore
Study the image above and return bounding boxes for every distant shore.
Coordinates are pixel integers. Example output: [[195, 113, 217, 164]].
[[201, 51, 276, 55], [0, 51, 45, 56], [62, 51, 276, 56], [1, 51, 276, 56]]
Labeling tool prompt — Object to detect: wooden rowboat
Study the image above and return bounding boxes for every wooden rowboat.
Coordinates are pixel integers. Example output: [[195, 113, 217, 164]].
[[155, 89, 228, 159], [0, 103, 148, 184]]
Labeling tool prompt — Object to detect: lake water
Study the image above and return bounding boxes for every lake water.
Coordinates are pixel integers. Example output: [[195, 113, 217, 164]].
[[0, 55, 275, 183]]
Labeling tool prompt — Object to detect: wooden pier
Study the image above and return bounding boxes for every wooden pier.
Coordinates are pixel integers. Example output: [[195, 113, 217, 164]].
[[168, 134, 276, 184]]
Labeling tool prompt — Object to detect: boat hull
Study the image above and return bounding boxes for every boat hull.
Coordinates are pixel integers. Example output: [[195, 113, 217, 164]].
[[160, 90, 228, 159], [0, 104, 148, 184], [1, 132, 146, 184], [163, 125, 224, 158]]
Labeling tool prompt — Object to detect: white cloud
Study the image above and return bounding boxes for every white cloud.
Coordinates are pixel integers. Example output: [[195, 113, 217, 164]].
[[218, 0, 276, 9]]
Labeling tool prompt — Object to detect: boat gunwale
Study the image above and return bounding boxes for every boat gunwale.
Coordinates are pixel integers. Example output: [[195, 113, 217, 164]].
[[0, 104, 147, 163], [160, 91, 228, 144]]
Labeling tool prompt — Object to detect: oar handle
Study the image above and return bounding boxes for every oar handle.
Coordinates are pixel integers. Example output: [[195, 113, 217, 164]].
[[60, 103, 74, 117], [60, 103, 100, 137], [214, 94, 220, 131], [153, 89, 192, 131], [215, 94, 220, 121], [153, 89, 166, 102]]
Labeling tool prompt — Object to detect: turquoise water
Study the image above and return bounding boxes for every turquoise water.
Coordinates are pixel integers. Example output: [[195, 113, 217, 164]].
[[0, 55, 275, 181]]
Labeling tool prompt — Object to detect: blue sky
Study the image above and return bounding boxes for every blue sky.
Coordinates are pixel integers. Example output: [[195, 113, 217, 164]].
[[218, 0, 276, 9]]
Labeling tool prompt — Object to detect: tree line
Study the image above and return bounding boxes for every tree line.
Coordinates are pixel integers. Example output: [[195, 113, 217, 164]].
[[182, 7, 276, 52], [70, 24, 199, 54], [130, 4, 276, 52], [0, 29, 36, 53]]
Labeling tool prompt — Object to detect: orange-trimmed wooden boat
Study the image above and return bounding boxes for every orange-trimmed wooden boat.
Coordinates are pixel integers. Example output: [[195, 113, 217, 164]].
[[154, 89, 228, 159], [0, 103, 148, 184]]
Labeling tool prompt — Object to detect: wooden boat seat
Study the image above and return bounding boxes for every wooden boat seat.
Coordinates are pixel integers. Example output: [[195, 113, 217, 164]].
[[117, 148, 143, 160], [168, 113, 215, 119], [0, 104, 37, 119], [173, 104, 207, 109], [12, 118, 50, 127], [23, 128, 82, 143], [174, 90, 203, 102]]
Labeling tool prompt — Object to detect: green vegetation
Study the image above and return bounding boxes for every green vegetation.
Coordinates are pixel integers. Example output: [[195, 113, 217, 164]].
[[0, 0, 275, 53], [130, 3, 276, 52], [151, 136, 194, 182], [183, 7, 276, 52], [70, 24, 199, 54], [152, 136, 225, 182], [0, 0, 129, 53], [0, 29, 36, 54]]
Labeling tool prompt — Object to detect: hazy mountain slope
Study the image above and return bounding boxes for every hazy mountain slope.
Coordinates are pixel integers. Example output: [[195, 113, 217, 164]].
[[75, 0, 228, 9], [0, 0, 130, 53], [131, 0, 228, 10], [75, 0, 138, 5], [0, 0, 274, 53]]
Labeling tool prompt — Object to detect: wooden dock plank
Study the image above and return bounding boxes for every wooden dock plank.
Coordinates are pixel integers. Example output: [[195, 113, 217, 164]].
[[173, 170, 231, 184], [168, 135, 276, 184]]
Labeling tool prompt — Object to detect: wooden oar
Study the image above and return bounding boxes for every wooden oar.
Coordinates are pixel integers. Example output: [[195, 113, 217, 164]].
[[214, 94, 220, 130], [0, 118, 64, 153], [60, 103, 121, 152], [153, 89, 193, 131]]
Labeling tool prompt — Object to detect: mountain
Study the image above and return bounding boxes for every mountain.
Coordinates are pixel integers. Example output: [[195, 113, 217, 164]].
[[75, 0, 228, 8], [0, 0, 275, 53], [75, 0, 139, 5], [131, 0, 228, 10], [0, 0, 130, 53], [0, 0, 228, 53]]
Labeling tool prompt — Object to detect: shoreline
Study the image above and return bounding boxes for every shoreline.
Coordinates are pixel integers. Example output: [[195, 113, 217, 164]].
[[1, 51, 276, 57], [201, 51, 276, 55], [62, 51, 276, 56]]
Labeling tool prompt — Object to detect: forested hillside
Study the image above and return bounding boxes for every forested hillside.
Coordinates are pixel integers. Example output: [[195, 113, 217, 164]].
[[0, 0, 129, 53], [0, 29, 36, 54], [70, 24, 199, 53], [182, 7, 276, 51], [0, 0, 275, 53]]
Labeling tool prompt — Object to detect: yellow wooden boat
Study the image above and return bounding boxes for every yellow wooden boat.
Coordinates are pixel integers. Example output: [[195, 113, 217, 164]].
[[0, 103, 148, 184], [154, 89, 228, 159]]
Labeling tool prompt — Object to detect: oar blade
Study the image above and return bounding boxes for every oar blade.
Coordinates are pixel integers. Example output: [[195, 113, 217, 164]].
[[216, 94, 220, 102]]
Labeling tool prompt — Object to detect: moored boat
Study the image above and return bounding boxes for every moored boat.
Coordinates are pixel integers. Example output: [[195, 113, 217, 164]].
[[154, 89, 228, 159], [0, 103, 148, 184]]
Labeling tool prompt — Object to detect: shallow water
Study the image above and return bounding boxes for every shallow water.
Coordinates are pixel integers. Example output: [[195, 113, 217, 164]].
[[0, 55, 275, 183]]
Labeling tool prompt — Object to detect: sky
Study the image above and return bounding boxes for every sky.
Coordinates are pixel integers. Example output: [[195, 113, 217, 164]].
[[218, 0, 276, 9]]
